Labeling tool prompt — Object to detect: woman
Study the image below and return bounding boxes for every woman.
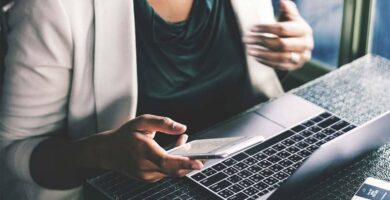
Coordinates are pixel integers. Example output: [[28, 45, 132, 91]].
[[0, 0, 313, 199]]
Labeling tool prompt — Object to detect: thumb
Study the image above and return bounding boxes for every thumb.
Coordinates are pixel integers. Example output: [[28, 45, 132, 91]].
[[175, 134, 189, 147], [279, 0, 301, 21], [128, 114, 187, 135]]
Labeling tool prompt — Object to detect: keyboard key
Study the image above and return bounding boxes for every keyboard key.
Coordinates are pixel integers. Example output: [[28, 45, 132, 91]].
[[333, 131, 344, 137], [243, 187, 259, 196], [286, 146, 300, 154], [203, 168, 217, 176], [227, 192, 248, 200], [323, 135, 336, 142], [218, 189, 234, 198], [242, 157, 257, 165], [212, 163, 227, 171], [209, 180, 232, 192], [263, 177, 278, 185], [318, 116, 341, 128], [281, 139, 295, 146], [245, 143, 264, 155], [232, 153, 249, 162], [297, 150, 312, 158], [233, 162, 248, 170], [342, 125, 357, 132], [253, 181, 268, 190], [269, 164, 283, 172], [259, 169, 274, 177], [248, 174, 265, 183], [315, 140, 326, 146], [239, 179, 254, 188], [283, 167, 296, 175], [313, 132, 327, 140], [300, 130, 315, 137], [223, 167, 238, 175], [267, 155, 282, 163], [272, 143, 287, 151], [290, 134, 304, 142], [228, 185, 244, 193], [291, 125, 306, 133], [227, 175, 242, 183], [320, 112, 332, 119], [223, 158, 237, 166], [247, 165, 262, 173], [302, 120, 315, 127], [258, 160, 273, 168], [237, 170, 252, 178], [296, 141, 309, 148], [191, 173, 206, 181], [308, 125, 322, 133], [273, 172, 289, 180], [306, 145, 319, 152], [293, 162, 303, 168], [322, 128, 337, 135], [278, 159, 293, 167], [253, 153, 267, 161], [200, 172, 228, 186], [288, 155, 303, 162], [263, 148, 277, 156], [277, 151, 291, 159], [331, 120, 350, 131], [312, 116, 324, 123], [304, 137, 318, 145]]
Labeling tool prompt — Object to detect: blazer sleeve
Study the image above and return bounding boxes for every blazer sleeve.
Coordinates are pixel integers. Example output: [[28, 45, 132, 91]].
[[0, 0, 72, 188]]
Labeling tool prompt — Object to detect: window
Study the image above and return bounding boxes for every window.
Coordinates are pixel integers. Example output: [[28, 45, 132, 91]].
[[294, 0, 344, 68], [370, 0, 390, 59]]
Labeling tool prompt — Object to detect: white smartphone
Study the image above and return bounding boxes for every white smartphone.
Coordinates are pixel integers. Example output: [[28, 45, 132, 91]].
[[352, 177, 390, 200], [168, 136, 265, 159]]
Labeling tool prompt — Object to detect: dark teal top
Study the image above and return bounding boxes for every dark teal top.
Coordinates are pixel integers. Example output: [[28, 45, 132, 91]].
[[134, 0, 248, 143]]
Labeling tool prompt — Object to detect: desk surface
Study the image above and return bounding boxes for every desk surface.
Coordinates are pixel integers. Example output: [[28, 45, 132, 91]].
[[290, 55, 390, 199]]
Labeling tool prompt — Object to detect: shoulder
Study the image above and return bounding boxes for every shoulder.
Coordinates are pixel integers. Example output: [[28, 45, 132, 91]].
[[10, 0, 94, 26]]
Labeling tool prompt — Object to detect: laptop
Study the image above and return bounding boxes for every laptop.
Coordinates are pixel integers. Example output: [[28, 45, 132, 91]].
[[85, 93, 390, 200]]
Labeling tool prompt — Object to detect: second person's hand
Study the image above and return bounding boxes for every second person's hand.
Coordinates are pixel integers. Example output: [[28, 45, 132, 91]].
[[243, 0, 313, 71]]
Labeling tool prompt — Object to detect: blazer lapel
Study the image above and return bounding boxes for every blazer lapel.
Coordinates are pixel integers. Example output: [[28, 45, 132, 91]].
[[230, 0, 284, 100], [93, 0, 138, 131]]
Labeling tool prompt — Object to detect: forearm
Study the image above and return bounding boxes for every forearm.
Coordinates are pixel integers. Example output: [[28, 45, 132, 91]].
[[29, 135, 104, 190]]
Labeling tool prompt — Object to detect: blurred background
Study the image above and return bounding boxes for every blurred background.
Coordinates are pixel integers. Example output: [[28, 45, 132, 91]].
[[273, 0, 390, 69]]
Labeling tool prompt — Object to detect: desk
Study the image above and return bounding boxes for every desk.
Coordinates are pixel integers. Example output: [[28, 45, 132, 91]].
[[85, 55, 390, 200], [289, 55, 390, 199]]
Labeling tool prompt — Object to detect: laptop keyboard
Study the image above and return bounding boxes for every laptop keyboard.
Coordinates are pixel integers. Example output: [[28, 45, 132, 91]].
[[189, 112, 356, 200]]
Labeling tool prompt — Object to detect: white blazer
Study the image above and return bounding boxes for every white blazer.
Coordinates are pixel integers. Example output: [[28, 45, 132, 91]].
[[0, 0, 283, 199]]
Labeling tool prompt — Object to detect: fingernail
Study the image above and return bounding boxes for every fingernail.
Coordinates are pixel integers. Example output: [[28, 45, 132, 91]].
[[173, 122, 187, 131], [192, 163, 203, 170]]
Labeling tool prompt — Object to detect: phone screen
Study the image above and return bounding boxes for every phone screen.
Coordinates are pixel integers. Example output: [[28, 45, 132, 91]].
[[169, 137, 247, 156]]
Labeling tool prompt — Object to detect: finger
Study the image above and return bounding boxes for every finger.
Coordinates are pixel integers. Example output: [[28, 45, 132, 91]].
[[251, 21, 311, 37], [175, 134, 189, 147], [256, 57, 301, 71], [144, 138, 201, 170], [243, 35, 314, 52], [159, 155, 204, 176], [176, 169, 192, 177], [130, 114, 187, 135], [247, 48, 298, 63], [279, 0, 301, 20]]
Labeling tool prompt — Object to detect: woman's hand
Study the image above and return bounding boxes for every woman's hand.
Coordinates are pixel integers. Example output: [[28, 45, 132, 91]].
[[243, 0, 313, 71], [81, 114, 203, 182]]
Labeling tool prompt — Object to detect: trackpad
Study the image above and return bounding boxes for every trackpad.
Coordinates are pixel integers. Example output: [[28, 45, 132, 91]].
[[195, 113, 285, 139]]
